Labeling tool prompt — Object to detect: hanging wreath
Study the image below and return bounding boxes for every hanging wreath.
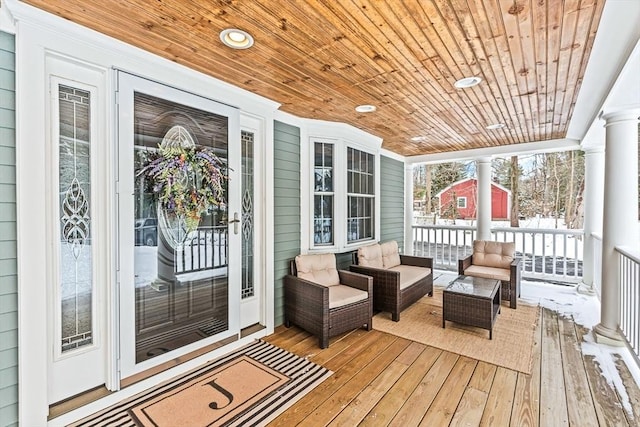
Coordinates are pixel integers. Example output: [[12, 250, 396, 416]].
[[138, 142, 228, 234]]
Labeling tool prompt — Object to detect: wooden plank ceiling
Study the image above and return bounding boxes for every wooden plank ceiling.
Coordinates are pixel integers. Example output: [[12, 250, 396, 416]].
[[23, 0, 605, 156]]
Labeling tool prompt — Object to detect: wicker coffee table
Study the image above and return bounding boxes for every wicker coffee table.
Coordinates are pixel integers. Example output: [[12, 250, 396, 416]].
[[442, 275, 501, 339]]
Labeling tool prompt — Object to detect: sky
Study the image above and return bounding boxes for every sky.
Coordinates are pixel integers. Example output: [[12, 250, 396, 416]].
[[433, 270, 640, 418]]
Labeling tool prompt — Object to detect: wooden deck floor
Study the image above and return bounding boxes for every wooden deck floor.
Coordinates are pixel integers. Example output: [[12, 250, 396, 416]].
[[264, 306, 640, 426]]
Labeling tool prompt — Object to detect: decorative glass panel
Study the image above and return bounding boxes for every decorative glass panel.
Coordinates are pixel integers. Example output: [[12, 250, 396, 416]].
[[133, 92, 229, 363], [241, 131, 254, 299], [58, 84, 93, 353], [347, 147, 375, 243], [314, 142, 334, 245]]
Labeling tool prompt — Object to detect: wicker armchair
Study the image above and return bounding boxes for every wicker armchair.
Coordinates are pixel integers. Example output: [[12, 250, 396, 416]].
[[284, 253, 373, 349], [458, 240, 522, 309], [350, 241, 433, 322]]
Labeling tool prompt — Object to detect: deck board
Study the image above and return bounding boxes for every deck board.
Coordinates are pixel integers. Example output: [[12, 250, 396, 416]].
[[510, 307, 542, 427], [468, 361, 498, 393], [266, 302, 638, 427], [575, 324, 631, 426], [359, 346, 442, 426], [539, 308, 569, 426], [307, 337, 412, 426], [615, 355, 640, 424], [558, 315, 599, 426], [419, 356, 478, 426], [388, 351, 460, 426], [327, 359, 408, 426], [450, 387, 488, 427], [481, 367, 518, 426], [269, 331, 397, 426]]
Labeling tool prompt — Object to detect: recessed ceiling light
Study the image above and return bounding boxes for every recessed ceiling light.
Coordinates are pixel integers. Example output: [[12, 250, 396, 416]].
[[411, 136, 427, 142], [220, 28, 254, 49], [454, 76, 482, 88], [355, 104, 376, 113], [486, 123, 506, 130]]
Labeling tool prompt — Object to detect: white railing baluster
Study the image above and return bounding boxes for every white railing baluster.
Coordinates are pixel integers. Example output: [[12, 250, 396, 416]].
[[616, 247, 640, 368], [552, 233, 557, 276]]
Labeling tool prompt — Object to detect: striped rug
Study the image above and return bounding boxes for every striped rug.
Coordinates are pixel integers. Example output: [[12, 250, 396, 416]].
[[72, 340, 332, 426]]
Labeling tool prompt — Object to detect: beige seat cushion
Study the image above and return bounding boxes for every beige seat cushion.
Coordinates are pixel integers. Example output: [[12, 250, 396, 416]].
[[472, 241, 515, 269], [328, 285, 369, 309], [388, 265, 432, 290], [380, 240, 401, 269], [358, 243, 384, 268], [295, 253, 340, 287], [464, 265, 511, 282]]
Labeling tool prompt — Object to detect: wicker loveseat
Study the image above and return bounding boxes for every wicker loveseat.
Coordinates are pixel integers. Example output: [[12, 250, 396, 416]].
[[458, 240, 522, 309], [284, 253, 373, 349], [350, 241, 433, 322]]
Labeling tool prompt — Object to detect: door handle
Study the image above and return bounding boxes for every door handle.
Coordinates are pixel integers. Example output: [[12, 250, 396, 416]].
[[228, 212, 240, 235]]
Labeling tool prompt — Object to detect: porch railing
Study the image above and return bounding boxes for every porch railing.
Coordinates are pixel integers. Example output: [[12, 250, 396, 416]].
[[175, 225, 228, 274], [411, 224, 584, 281], [618, 246, 640, 364]]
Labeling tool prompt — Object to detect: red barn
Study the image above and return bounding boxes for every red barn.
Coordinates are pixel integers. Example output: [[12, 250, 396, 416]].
[[436, 178, 511, 220]]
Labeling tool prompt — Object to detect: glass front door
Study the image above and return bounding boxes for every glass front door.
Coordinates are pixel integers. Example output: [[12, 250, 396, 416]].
[[117, 73, 241, 380]]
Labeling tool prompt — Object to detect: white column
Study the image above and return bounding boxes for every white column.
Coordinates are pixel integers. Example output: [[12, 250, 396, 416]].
[[404, 163, 414, 255], [476, 157, 492, 241], [594, 109, 640, 345], [577, 146, 605, 294]]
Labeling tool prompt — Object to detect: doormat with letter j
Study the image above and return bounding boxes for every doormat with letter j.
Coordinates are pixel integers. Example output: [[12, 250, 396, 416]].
[[71, 340, 332, 426]]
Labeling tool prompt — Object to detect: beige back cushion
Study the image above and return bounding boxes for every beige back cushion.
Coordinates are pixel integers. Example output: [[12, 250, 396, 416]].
[[380, 240, 401, 269], [295, 253, 340, 287], [472, 240, 515, 269], [358, 243, 384, 268]]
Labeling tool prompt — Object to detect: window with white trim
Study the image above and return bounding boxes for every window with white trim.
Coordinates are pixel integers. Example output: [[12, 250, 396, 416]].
[[310, 137, 379, 251], [457, 196, 467, 208], [347, 147, 375, 243]]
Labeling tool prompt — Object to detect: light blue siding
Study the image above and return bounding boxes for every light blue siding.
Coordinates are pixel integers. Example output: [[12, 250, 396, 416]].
[[380, 156, 405, 247], [273, 121, 301, 326], [0, 31, 17, 427]]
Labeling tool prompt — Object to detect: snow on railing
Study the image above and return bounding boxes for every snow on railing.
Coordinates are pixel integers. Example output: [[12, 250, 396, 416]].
[[411, 224, 584, 281], [617, 246, 640, 364]]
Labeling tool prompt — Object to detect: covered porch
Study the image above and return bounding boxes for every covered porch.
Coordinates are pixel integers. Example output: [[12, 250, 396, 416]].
[[1, 0, 639, 425]]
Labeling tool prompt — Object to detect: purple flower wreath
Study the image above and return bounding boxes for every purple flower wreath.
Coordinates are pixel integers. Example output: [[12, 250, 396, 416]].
[[139, 144, 228, 233]]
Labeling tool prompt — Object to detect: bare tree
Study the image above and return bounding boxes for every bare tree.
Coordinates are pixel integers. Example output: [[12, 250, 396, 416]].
[[564, 151, 578, 227], [509, 156, 520, 227], [553, 154, 561, 228], [425, 164, 432, 215]]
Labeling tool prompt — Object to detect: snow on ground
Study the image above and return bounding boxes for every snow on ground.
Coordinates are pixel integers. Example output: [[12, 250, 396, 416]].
[[433, 269, 640, 417]]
